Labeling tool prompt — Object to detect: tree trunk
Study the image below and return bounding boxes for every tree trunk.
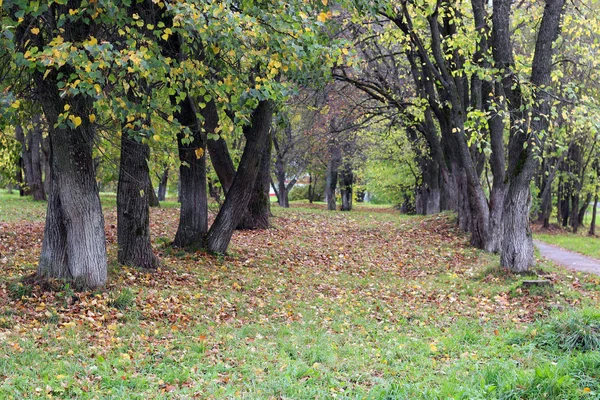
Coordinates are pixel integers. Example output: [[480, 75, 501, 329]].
[[15, 125, 33, 196], [206, 100, 274, 254], [15, 156, 24, 196], [339, 163, 353, 211], [29, 116, 46, 201], [589, 192, 598, 236], [577, 193, 592, 228], [500, 176, 534, 272], [37, 86, 107, 289], [325, 144, 341, 211], [117, 132, 159, 269], [207, 131, 235, 194], [275, 155, 289, 208], [41, 131, 51, 198], [157, 167, 168, 201], [495, 0, 566, 272], [172, 97, 215, 250], [570, 194, 580, 233], [237, 129, 272, 229], [148, 176, 160, 207], [308, 174, 315, 204]]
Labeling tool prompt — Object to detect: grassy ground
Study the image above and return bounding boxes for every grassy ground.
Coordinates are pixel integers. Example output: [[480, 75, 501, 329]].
[[1, 193, 600, 398]]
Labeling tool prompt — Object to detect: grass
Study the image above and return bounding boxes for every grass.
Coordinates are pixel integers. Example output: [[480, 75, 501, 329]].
[[0, 195, 599, 398]]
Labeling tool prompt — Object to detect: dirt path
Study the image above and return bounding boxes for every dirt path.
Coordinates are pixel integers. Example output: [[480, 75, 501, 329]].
[[534, 240, 600, 276]]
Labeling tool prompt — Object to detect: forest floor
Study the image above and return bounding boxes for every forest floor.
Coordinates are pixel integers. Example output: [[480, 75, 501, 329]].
[[1, 192, 600, 398]]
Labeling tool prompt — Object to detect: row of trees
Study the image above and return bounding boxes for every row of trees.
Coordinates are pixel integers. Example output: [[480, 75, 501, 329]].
[[331, 0, 599, 272], [1, 0, 599, 289], [0, 0, 344, 288]]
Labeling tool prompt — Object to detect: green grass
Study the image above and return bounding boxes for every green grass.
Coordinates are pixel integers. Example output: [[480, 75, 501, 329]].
[[536, 232, 600, 259], [0, 189, 180, 223], [1, 194, 600, 398]]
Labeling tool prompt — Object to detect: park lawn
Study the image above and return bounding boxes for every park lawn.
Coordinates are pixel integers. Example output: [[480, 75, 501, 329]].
[[535, 231, 600, 260], [0, 195, 599, 398]]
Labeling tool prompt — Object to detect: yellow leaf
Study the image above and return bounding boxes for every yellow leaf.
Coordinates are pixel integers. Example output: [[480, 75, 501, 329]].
[[88, 36, 98, 45], [153, 134, 160, 141], [321, 0, 328, 5], [317, 12, 329, 23], [583, 387, 591, 393], [120, 353, 131, 360], [69, 115, 82, 128], [11, 100, 20, 109], [56, 375, 66, 380], [68, 8, 77, 15], [64, 104, 71, 111], [195, 148, 204, 159], [429, 343, 438, 352], [89, 114, 96, 123], [31, 27, 40, 35]]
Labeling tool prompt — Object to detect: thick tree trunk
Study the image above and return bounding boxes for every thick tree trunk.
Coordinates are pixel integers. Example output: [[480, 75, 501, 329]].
[[570, 194, 580, 233], [237, 129, 272, 229], [206, 100, 274, 254], [117, 132, 159, 269], [37, 87, 107, 289], [500, 177, 534, 272], [157, 167, 168, 201], [172, 97, 216, 250]]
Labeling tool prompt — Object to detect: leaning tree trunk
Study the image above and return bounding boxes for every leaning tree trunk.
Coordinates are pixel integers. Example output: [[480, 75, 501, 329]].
[[117, 131, 159, 269], [237, 129, 272, 230], [37, 86, 107, 289], [206, 110, 271, 228], [206, 100, 274, 254], [148, 176, 160, 207], [577, 193, 592, 228], [172, 97, 216, 250]]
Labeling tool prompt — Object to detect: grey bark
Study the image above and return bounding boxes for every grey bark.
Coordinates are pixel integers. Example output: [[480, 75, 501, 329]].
[[117, 131, 159, 269]]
